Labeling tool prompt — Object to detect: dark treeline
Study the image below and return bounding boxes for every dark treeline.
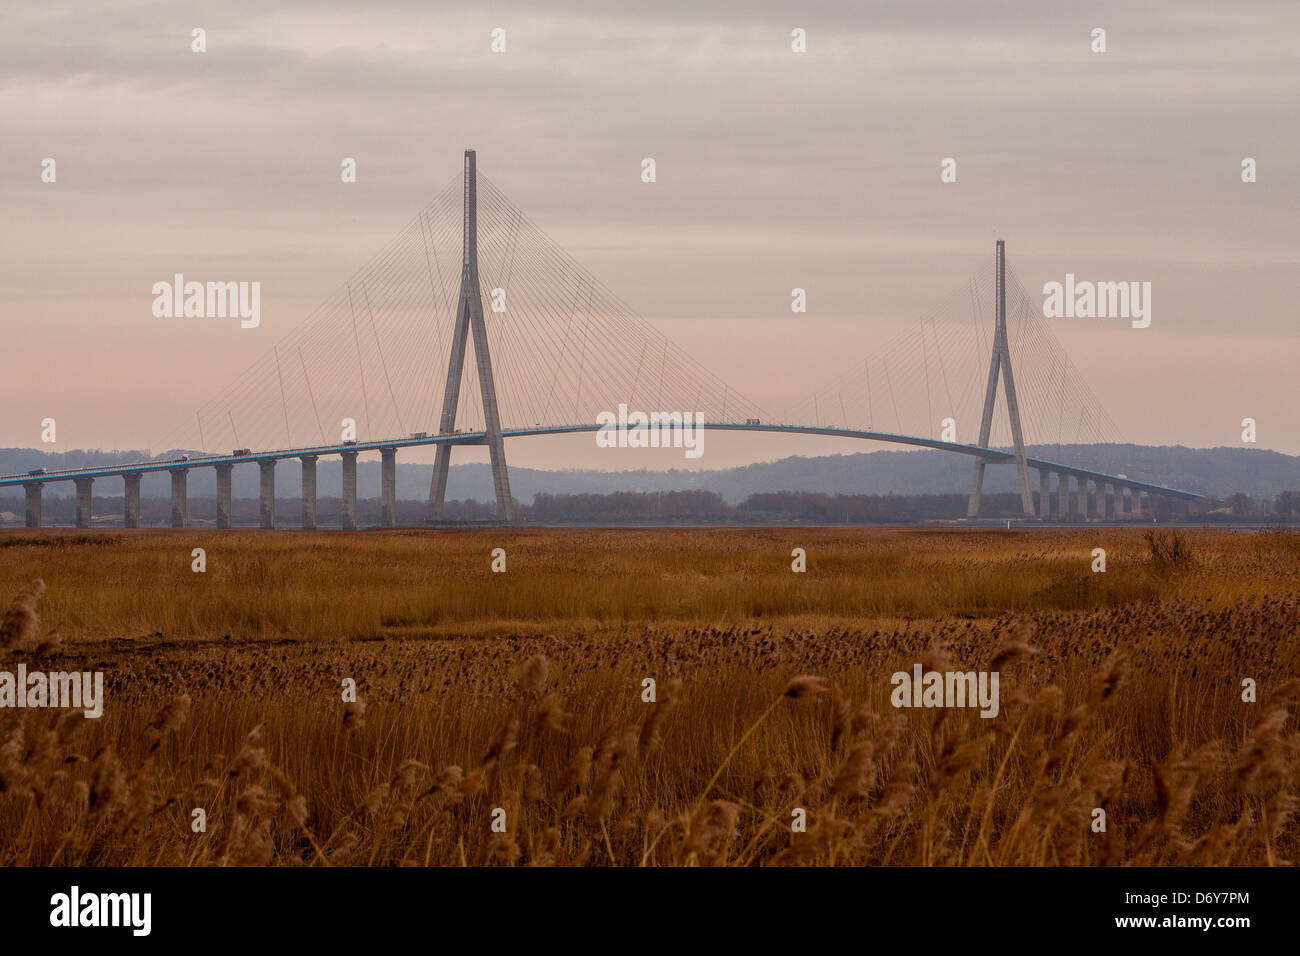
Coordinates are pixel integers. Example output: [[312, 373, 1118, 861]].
[[20, 488, 1300, 526], [0, 489, 1194, 526], [525, 490, 1027, 523], [734, 492, 1008, 522], [528, 490, 728, 522]]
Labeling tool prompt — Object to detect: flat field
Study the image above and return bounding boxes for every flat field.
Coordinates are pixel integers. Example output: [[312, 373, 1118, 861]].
[[1, 527, 1297, 865]]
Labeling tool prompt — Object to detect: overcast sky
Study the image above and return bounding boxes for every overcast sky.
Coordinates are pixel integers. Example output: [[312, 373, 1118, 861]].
[[2, 0, 1297, 472]]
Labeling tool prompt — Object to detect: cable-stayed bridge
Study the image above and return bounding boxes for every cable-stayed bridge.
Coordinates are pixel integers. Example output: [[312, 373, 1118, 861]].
[[2, 150, 1202, 528]]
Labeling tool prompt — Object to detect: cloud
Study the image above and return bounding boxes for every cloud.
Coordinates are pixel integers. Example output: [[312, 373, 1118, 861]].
[[1, 0, 1297, 456]]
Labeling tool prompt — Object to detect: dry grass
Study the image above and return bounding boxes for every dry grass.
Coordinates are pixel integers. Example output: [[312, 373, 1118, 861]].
[[0, 527, 1297, 866]]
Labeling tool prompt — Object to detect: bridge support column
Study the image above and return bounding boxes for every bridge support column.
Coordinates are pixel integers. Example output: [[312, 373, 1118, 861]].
[[341, 451, 358, 530], [74, 477, 94, 529], [380, 447, 396, 528], [1058, 473, 1071, 518], [1086, 480, 1097, 520], [1037, 469, 1050, 519], [170, 468, 188, 528], [215, 464, 233, 529], [967, 240, 1035, 518], [1105, 483, 1115, 519], [24, 482, 43, 528], [428, 149, 515, 524], [300, 455, 318, 530], [123, 473, 142, 528], [259, 460, 276, 530]]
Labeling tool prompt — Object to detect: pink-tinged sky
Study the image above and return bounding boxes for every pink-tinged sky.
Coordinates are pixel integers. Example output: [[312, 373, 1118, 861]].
[[1, 0, 1297, 472]]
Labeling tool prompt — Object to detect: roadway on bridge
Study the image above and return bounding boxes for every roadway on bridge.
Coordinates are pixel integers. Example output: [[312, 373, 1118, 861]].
[[0, 422, 1202, 501]]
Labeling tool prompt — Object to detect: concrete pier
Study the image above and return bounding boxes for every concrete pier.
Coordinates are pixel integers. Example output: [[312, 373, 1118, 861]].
[[1060, 473, 1073, 517], [380, 447, 397, 528], [123, 472, 142, 528], [74, 477, 94, 529], [1037, 469, 1049, 519], [301, 455, 318, 530], [24, 482, 42, 528], [259, 459, 276, 530], [215, 464, 233, 529], [1105, 483, 1115, 519], [341, 450, 358, 530], [170, 468, 188, 528]]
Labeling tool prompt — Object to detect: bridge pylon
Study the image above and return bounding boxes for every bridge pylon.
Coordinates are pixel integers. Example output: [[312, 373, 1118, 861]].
[[967, 240, 1036, 518], [428, 149, 515, 523]]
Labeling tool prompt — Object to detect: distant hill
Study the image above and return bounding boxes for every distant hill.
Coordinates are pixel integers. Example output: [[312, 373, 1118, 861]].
[[2, 443, 1296, 502]]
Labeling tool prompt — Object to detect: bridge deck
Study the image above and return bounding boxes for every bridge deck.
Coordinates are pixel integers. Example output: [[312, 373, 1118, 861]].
[[0, 423, 1203, 501]]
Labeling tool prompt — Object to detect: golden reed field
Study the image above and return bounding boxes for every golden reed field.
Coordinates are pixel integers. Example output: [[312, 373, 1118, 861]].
[[0, 526, 1298, 866]]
